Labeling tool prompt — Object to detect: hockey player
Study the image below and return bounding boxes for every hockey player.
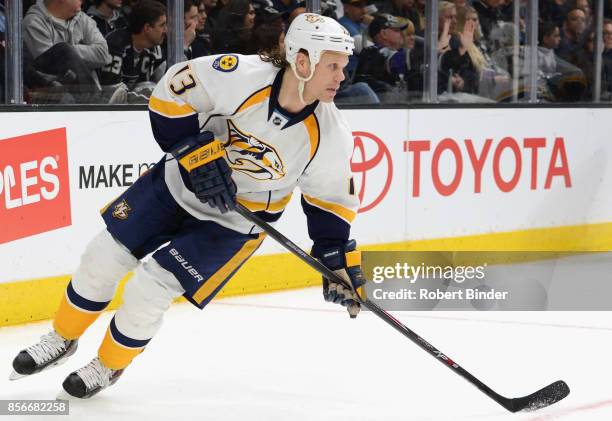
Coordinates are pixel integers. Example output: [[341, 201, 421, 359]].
[[10, 13, 365, 399]]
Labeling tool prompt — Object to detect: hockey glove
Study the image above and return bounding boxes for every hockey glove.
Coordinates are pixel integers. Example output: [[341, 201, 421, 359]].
[[312, 240, 366, 318], [171, 131, 237, 213]]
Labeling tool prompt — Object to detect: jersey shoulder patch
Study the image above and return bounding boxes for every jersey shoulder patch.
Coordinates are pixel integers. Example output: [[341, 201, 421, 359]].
[[212, 54, 239, 72]]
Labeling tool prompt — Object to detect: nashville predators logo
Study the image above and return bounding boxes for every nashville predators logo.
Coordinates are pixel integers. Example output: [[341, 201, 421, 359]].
[[305, 14, 324, 23], [112, 199, 131, 220], [213, 55, 239, 72], [224, 120, 285, 180]]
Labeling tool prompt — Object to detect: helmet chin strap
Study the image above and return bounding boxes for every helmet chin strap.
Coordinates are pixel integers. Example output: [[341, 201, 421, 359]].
[[290, 62, 316, 105]]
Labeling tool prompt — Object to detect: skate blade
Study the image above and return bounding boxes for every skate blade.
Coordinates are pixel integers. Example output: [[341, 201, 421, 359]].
[[8, 354, 72, 381], [9, 370, 26, 381], [56, 390, 74, 400]]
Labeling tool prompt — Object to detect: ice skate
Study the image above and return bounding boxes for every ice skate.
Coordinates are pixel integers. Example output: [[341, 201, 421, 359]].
[[10, 331, 78, 380], [61, 357, 124, 399]]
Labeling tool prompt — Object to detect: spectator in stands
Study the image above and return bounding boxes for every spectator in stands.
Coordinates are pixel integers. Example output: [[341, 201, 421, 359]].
[[270, 0, 299, 15], [381, 0, 422, 35], [602, 19, 612, 99], [204, 0, 226, 31], [287, 6, 306, 25], [355, 13, 409, 95], [339, 0, 371, 80], [200, 0, 216, 27], [339, 0, 368, 39], [183, 0, 200, 58], [413, 0, 425, 35], [189, 0, 213, 58], [119, 0, 137, 16], [563, 26, 594, 100], [23, 0, 111, 103], [537, 20, 567, 100], [451, 0, 467, 14], [0, 0, 5, 45], [401, 16, 415, 46], [341, 0, 375, 51], [87, 0, 127, 36], [100, 0, 167, 103], [211, 0, 256, 54], [253, 0, 285, 30], [572, 0, 593, 28], [438, 1, 479, 95], [252, 0, 286, 31], [456, 4, 510, 99], [333, 7, 381, 104], [556, 8, 587, 63], [252, 3, 284, 56], [539, 20, 562, 74], [0, 1, 4, 104], [399, 17, 424, 96], [473, 0, 506, 41], [540, 22, 593, 102], [540, 0, 567, 27], [196, 0, 208, 31], [538, 22, 561, 73]]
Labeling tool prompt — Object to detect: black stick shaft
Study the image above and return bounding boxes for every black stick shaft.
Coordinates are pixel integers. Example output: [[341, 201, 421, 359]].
[[235, 204, 508, 406]]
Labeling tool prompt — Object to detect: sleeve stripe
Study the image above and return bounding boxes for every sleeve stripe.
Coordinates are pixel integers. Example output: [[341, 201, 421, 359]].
[[149, 95, 197, 118], [238, 193, 292, 213], [302, 194, 357, 224]]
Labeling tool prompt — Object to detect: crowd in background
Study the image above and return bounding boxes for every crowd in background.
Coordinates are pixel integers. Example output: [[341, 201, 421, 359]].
[[3, 0, 612, 104]]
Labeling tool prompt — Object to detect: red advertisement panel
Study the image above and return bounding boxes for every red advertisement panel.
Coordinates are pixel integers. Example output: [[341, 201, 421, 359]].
[[0, 128, 71, 243]]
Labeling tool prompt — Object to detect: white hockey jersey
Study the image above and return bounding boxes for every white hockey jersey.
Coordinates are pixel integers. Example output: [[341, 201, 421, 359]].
[[148, 54, 359, 242]]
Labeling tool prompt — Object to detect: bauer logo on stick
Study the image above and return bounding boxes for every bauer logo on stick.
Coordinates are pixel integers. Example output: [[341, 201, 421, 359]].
[[112, 199, 131, 220]]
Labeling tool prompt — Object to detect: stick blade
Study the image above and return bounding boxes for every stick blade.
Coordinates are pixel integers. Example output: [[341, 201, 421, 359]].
[[504, 380, 570, 413]]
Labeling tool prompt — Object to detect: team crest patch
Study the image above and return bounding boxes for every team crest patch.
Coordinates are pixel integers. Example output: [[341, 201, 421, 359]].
[[305, 14, 324, 23], [213, 55, 239, 72], [225, 120, 286, 180], [112, 199, 132, 220]]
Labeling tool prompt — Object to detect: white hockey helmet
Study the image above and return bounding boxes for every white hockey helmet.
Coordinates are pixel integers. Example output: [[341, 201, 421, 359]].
[[284, 13, 354, 102], [285, 13, 355, 70]]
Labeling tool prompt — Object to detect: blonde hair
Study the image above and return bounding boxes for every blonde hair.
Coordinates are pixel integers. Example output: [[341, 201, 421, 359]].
[[398, 17, 415, 36], [455, 5, 487, 73], [438, 1, 456, 22]]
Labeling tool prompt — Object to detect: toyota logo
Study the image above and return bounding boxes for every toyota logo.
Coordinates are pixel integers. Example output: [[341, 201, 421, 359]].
[[351, 131, 393, 213]]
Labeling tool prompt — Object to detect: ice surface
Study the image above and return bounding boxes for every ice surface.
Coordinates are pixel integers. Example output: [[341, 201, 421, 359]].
[[1, 287, 611, 421]]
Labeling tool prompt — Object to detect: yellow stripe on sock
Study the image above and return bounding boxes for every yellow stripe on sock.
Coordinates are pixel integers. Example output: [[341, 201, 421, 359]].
[[53, 293, 103, 340], [98, 328, 144, 370]]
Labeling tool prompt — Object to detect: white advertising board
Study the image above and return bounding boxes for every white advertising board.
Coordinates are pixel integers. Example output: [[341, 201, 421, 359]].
[[0, 108, 611, 283], [405, 109, 612, 239]]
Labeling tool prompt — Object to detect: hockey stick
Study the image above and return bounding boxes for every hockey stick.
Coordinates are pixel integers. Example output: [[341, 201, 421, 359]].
[[234, 203, 570, 413]]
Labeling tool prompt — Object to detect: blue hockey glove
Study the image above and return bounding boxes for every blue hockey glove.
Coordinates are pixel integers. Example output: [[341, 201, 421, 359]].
[[171, 131, 237, 213], [312, 240, 366, 318]]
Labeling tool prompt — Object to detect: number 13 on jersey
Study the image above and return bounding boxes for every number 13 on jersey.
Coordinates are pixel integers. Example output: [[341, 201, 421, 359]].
[[169, 64, 197, 96]]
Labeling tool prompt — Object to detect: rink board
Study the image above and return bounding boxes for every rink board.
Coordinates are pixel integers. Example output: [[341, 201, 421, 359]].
[[1, 108, 611, 326]]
